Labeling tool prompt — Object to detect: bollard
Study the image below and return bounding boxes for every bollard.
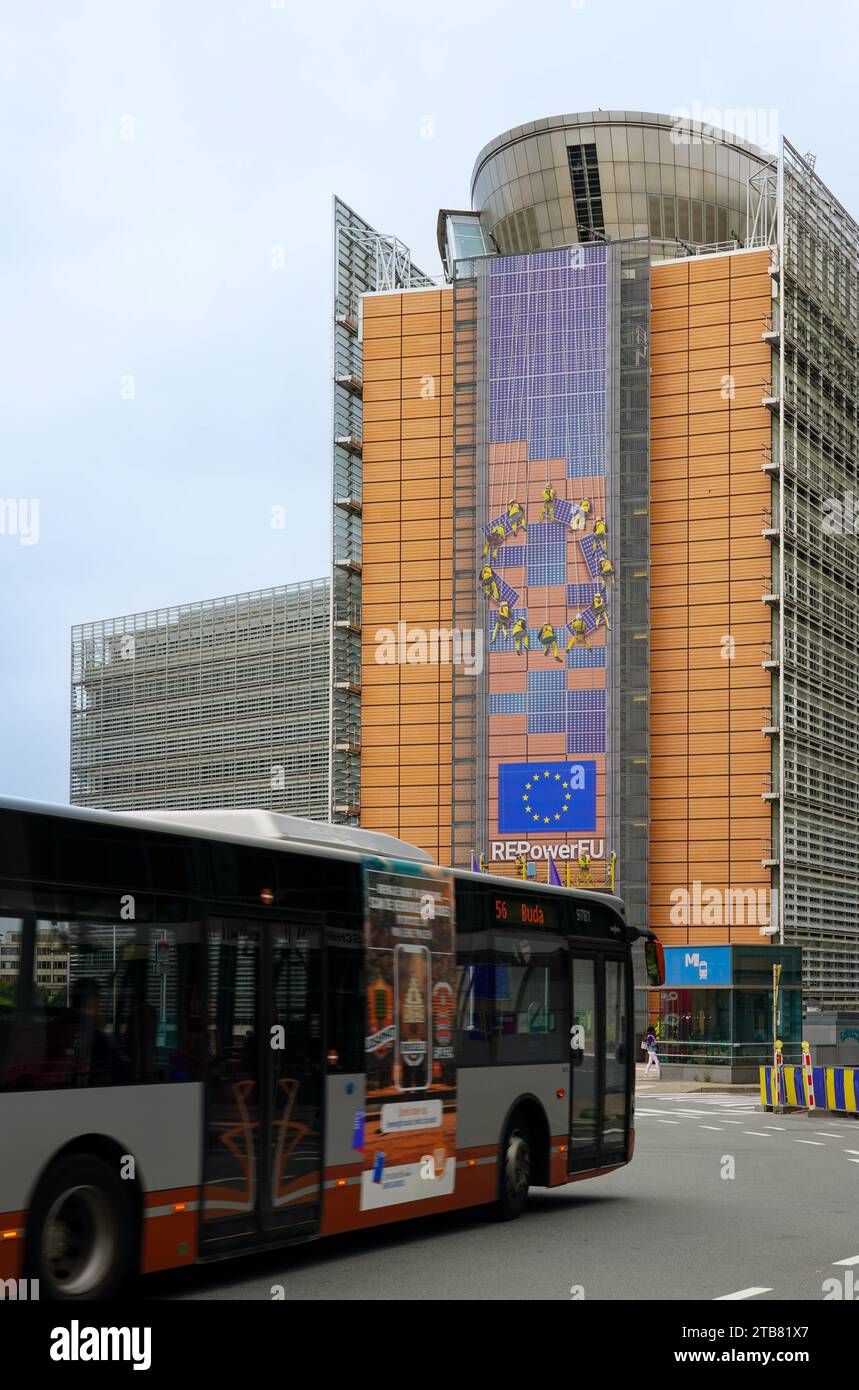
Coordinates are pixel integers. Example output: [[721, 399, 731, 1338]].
[[774, 1039, 784, 1110], [802, 1039, 815, 1110]]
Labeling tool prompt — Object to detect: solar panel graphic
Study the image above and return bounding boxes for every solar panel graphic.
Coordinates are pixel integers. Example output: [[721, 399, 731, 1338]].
[[483, 245, 611, 874], [578, 533, 602, 579]]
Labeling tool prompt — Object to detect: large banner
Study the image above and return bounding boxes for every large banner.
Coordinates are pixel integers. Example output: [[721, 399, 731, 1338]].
[[360, 861, 457, 1210], [480, 245, 611, 880]]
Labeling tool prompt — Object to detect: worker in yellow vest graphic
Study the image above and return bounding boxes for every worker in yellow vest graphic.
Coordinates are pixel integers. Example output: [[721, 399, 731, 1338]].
[[480, 565, 500, 603], [576, 851, 594, 887], [507, 498, 527, 536], [540, 482, 557, 522], [598, 556, 616, 587], [511, 614, 529, 655], [593, 516, 608, 555], [483, 521, 506, 561], [539, 621, 563, 663], [570, 498, 592, 532], [592, 589, 610, 630], [492, 600, 512, 644], [566, 613, 589, 650]]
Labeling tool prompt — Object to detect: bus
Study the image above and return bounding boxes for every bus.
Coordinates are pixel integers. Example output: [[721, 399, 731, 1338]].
[[0, 798, 663, 1299]]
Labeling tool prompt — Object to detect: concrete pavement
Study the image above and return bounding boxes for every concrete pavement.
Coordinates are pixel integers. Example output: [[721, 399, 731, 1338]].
[[146, 1088, 859, 1301]]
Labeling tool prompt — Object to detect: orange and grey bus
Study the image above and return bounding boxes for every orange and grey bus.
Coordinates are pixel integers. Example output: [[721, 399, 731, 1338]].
[[0, 798, 663, 1299]]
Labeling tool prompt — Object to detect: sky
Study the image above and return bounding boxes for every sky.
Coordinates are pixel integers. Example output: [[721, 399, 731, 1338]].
[[1, 0, 857, 804]]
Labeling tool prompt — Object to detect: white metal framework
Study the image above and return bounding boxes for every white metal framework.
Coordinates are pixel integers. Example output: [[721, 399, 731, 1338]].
[[70, 579, 330, 816]]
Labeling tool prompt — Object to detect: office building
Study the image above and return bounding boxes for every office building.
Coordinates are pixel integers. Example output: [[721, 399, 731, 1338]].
[[70, 579, 330, 817], [335, 111, 859, 1014]]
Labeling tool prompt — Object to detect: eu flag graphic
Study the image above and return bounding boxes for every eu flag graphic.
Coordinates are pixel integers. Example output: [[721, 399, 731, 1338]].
[[498, 761, 596, 833]]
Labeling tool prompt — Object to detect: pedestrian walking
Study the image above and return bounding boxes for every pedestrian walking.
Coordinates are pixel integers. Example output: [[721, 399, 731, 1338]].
[[643, 1028, 660, 1078]]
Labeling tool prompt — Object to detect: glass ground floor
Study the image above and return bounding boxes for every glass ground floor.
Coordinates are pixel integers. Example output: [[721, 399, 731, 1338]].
[[644, 945, 803, 1078]]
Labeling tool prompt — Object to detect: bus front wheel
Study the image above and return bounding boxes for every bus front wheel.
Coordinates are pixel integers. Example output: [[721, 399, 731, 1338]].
[[495, 1115, 531, 1221], [25, 1153, 134, 1300]]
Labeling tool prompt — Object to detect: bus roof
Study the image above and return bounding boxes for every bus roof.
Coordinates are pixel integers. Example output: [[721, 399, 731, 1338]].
[[0, 797, 432, 865], [0, 799, 626, 918]]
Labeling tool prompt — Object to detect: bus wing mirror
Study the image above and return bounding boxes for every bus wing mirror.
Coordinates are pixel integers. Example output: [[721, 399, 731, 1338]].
[[644, 939, 665, 988]]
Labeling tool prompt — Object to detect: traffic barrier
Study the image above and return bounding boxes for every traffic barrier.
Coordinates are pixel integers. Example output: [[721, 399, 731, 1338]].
[[802, 1041, 816, 1109], [760, 1064, 859, 1114], [824, 1066, 859, 1114]]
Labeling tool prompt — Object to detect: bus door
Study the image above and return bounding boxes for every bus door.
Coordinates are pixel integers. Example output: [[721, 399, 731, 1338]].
[[568, 950, 630, 1174], [201, 916, 323, 1249]]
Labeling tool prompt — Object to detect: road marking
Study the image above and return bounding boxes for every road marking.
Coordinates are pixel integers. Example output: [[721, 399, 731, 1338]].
[[833, 1255, 859, 1267], [848, 1159, 859, 1165], [764, 1125, 786, 1130], [743, 1131, 772, 1137], [719, 1120, 743, 1124], [656, 1119, 679, 1125], [814, 1132, 842, 1138], [844, 1149, 859, 1156], [795, 1139, 825, 1146], [715, 1287, 773, 1301], [699, 1125, 723, 1131]]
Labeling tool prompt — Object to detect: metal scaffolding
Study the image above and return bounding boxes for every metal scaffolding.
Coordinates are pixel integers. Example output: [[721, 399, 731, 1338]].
[[768, 139, 859, 1007], [70, 579, 330, 815]]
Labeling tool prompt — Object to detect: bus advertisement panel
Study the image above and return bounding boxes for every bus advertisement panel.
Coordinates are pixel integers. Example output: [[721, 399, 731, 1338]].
[[361, 860, 456, 1210]]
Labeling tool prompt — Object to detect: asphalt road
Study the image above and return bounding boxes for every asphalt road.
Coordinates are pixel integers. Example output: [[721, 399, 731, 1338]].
[[146, 1087, 859, 1301]]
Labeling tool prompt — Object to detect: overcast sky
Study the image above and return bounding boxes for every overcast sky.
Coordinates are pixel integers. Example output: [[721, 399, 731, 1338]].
[[1, 0, 856, 804]]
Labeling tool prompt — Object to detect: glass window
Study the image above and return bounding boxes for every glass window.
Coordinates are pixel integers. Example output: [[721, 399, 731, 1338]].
[[662, 196, 676, 239], [455, 935, 492, 1067], [603, 958, 629, 1153], [648, 195, 663, 238], [325, 925, 363, 1073], [0, 914, 203, 1091], [570, 954, 598, 1154], [733, 948, 802, 987], [656, 987, 731, 1067], [455, 932, 567, 1065], [489, 933, 566, 1064], [717, 205, 728, 242]]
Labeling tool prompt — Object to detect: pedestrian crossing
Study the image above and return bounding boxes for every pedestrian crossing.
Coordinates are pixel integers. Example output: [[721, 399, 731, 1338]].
[[634, 1092, 859, 1165], [636, 1092, 759, 1117]]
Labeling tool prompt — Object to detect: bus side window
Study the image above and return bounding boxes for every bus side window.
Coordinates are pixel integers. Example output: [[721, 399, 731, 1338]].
[[0, 916, 204, 1091], [326, 931, 363, 1073], [490, 933, 567, 1065], [454, 942, 491, 1067]]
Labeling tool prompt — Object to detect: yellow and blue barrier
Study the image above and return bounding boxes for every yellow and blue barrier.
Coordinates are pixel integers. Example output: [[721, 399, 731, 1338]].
[[760, 1064, 859, 1113], [823, 1066, 859, 1113]]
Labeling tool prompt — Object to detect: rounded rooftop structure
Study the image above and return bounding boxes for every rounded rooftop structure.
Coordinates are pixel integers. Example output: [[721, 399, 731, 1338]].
[[470, 110, 772, 260]]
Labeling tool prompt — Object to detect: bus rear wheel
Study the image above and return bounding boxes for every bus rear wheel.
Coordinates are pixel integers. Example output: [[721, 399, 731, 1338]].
[[495, 1116, 531, 1221], [25, 1153, 134, 1300]]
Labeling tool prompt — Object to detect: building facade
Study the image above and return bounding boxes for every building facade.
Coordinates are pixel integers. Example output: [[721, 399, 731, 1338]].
[[466, 111, 770, 261], [329, 197, 435, 823], [344, 113, 859, 1016], [70, 579, 330, 816]]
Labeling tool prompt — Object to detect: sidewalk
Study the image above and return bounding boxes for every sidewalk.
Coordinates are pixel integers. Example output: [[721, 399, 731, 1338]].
[[634, 1066, 759, 1094]]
